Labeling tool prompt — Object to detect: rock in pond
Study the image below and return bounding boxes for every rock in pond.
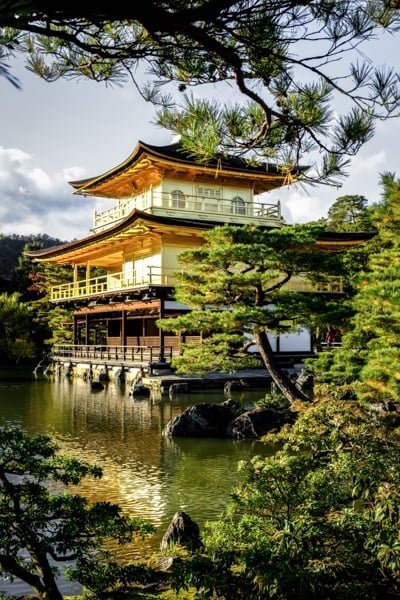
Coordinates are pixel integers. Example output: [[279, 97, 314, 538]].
[[163, 400, 240, 437], [226, 408, 295, 439], [161, 511, 202, 552]]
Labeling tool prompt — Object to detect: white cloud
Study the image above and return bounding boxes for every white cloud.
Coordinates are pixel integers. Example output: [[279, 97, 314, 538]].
[[279, 187, 333, 224], [0, 146, 96, 240]]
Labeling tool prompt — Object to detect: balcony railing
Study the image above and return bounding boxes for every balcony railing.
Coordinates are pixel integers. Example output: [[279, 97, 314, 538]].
[[52, 344, 180, 364], [284, 275, 343, 294], [51, 266, 343, 302], [92, 191, 282, 232], [51, 266, 177, 301]]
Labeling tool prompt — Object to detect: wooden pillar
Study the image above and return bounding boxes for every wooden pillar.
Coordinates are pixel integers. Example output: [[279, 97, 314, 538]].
[[85, 314, 89, 346], [85, 263, 91, 294], [121, 310, 127, 347], [73, 314, 78, 345], [158, 298, 165, 362], [73, 264, 78, 295]]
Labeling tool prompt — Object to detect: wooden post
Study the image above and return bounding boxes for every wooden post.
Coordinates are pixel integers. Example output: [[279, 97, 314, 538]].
[[73, 314, 77, 345], [85, 314, 89, 346], [159, 298, 165, 362], [86, 263, 91, 294], [121, 310, 127, 347], [73, 264, 78, 295]]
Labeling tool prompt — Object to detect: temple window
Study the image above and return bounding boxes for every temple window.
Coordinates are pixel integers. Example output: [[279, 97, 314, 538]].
[[170, 189, 186, 208], [197, 186, 221, 212], [231, 196, 246, 215]]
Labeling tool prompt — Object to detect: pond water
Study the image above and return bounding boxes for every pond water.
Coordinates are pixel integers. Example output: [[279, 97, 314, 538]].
[[0, 367, 272, 596]]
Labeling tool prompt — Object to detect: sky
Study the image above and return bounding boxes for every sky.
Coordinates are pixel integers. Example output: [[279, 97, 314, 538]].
[[1, 31, 400, 241]]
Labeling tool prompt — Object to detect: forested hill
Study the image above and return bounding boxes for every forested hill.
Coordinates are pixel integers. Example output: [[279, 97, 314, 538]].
[[0, 233, 65, 290]]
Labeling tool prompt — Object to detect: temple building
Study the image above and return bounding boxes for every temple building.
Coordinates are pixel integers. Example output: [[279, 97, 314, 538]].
[[28, 141, 366, 379]]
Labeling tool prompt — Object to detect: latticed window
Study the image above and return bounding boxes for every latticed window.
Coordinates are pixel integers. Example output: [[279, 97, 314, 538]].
[[231, 196, 246, 215], [196, 186, 221, 212], [170, 189, 186, 208], [197, 186, 222, 199]]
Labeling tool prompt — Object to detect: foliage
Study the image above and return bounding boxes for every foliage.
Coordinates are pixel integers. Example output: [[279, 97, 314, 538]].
[[0, 292, 36, 362], [1, 2, 400, 183], [13, 241, 75, 347], [311, 173, 400, 401], [0, 424, 155, 600], [256, 392, 290, 412], [159, 223, 356, 403], [0, 234, 63, 295], [176, 399, 400, 599], [322, 194, 376, 232]]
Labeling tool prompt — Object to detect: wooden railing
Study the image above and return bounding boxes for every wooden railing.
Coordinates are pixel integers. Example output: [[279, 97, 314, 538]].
[[92, 191, 282, 231], [51, 269, 343, 302], [52, 344, 179, 363], [51, 266, 177, 301], [284, 275, 343, 294]]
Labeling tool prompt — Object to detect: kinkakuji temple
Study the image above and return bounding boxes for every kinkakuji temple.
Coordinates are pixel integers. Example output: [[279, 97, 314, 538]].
[[28, 141, 369, 386]]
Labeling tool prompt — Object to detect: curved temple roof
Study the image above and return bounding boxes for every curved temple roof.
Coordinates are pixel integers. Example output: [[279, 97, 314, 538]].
[[26, 207, 373, 264], [69, 141, 308, 198]]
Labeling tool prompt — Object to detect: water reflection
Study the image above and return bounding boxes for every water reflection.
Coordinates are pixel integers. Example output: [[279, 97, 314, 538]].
[[0, 371, 272, 592]]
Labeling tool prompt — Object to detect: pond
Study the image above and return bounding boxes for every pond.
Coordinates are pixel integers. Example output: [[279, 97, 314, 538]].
[[0, 367, 272, 596]]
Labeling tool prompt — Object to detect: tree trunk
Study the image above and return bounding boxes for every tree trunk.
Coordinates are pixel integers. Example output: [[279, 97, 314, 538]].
[[254, 330, 310, 404], [35, 551, 64, 600]]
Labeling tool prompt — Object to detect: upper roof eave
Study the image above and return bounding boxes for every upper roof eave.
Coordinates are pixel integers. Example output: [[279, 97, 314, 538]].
[[25, 209, 226, 260], [26, 207, 375, 262], [69, 141, 309, 195]]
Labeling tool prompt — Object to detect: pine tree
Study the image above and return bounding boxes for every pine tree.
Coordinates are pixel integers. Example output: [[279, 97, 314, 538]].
[[312, 173, 400, 402], [323, 194, 375, 232], [159, 223, 351, 404], [2, 2, 400, 184]]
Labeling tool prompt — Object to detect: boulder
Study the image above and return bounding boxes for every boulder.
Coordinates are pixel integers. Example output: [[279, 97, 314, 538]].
[[226, 408, 295, 439], [163, 401, 239, 437], [295, 367, 314, 391], [160, 511, 202, 552]]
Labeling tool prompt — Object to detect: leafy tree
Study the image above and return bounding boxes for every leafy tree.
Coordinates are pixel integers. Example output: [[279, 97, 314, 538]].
[[0, 292, 36, 362], [0, 424, 155, 600], [177, 399, 400, 599], [323, 194, 375, 232], [2, 2, 400, 183], [0, 234, 64, 295], [13, 243, 75, 347], [311, 173, 400, 402], [159, 223, 355, 404]]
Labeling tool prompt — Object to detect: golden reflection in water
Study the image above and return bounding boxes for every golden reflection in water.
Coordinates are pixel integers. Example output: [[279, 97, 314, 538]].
[[0, 375, 271, 559]]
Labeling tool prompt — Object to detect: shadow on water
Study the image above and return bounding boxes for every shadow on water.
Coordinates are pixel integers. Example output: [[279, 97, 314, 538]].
[[0, 368, 274, 595]]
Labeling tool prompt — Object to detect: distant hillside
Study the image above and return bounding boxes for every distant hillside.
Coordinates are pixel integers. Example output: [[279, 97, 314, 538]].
[[0, 233, 65, 290]]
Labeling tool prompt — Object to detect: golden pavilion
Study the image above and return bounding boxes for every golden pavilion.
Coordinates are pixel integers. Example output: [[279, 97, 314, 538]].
[[29, 141, 367, 378]]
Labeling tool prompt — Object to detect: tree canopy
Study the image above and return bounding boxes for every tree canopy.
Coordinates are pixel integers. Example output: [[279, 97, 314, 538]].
[[159, 222, 359, 403], [322, 194, 376, 232], [177, 397, 400, 599], [0, 424, 155, 600], [2, 1, 400, 183], [312, 173, 400, 402]]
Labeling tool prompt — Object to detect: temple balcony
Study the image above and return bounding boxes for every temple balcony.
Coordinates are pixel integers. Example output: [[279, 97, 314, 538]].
[[92, 191, 283, 232], [50, 266, 177, 302], [51, 342, 188, 365], [50, 268, 343, 303]]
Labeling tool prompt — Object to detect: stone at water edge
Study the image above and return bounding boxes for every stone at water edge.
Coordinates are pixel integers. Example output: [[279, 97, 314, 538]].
[[162, 401, 240, 437], [226, 407, 296, 439], [161, 511, 202, 552]]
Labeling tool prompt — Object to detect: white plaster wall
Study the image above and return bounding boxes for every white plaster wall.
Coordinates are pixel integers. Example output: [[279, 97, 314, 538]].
[[279, 327, 311, 352], [162, 245, 190, 270], [161, 178, 253, 203], [245, 327, 311, 353], [134, 253, 162, 284]]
